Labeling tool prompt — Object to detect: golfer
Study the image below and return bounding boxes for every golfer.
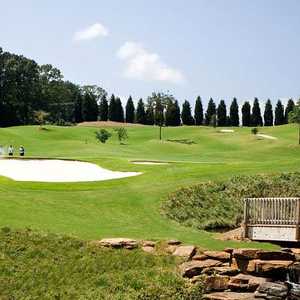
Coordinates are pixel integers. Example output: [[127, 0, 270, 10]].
[[8, 145, 14, 156], [19, 146, 25, 157]]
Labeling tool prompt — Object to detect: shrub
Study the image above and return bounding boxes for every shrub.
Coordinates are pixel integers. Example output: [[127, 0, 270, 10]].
[[251, 127, 258, 135], [95, 129, 112, 144], [162, 172, 300, 230], [114, 127, 128, 144]]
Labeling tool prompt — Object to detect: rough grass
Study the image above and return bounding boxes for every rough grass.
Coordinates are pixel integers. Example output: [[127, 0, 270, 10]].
[[0, 228, 203, 300], [162, 172, 300, 230], [0, 124, 300, 249]]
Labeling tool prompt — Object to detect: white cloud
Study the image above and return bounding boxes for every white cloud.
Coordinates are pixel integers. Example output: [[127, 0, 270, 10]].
[[117, 42, 185, 84], [74, 23, 109, 41]]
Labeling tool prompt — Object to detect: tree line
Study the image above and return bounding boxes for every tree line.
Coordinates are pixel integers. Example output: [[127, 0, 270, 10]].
[[0, 47, 297, 127]]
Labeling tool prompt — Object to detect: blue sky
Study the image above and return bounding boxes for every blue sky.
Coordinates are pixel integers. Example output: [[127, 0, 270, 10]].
[[1, 0, 300, 107]]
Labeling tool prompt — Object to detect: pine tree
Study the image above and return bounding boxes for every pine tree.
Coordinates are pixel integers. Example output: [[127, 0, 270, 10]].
[[194, 96, 203, 125], [136, 98, 146, 124], [229, 98, 239, 126], [217, 100, 227, 126], [263, 99, 273, 126], [285, 99, 295, 124], [81, 92, 98, 121], [115, 97, 124, 122], [205, 98, 216, 125], [181, 100, 194, 125], [99, 95, 108, 121], [242, 102, 251, 126], [251, 98, 263, 126], [108, 94, 117, 121], [165, 100, 181, 126], [274, 100, 285, 125], [125, 96, 135, 123], [145, 105, 154, 125]]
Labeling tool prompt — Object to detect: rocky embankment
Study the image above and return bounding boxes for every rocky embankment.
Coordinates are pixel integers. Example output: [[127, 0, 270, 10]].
[[92, 238, 300, 300]]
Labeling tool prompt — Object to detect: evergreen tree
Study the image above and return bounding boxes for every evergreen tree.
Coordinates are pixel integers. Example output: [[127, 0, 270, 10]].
[[108, 94, 117, 121], [81, 92, 98, 121], [136, 98, 146, 124], [263, 99, 273, 126], [165, 100, 181, 126], [181, 100, 194, 125], [230, 98, 239, 126], [242, 102, 251, 126], [125, 96, 135, 123], [285, 99, 295, 124], [251, 98, 263, 126], [145, 105, 154, 125], [99, 95, 108, 121], [217, 100, 227, 126], [274, 100, 285, 125], [194, 96, 203, 125], [205, 98, 216, 125], [115, 97, 124, 122]]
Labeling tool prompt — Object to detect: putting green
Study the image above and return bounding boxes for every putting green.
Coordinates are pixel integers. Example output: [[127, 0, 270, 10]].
[[0, 124, 299, 250]]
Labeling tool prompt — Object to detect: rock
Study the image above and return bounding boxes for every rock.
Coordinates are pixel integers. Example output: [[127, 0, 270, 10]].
[[204, 275, 230, 292], [247, 259, 293, 276], [202, 266, 239, 276], [255, 282, 288, 299], [180, 259, 223, 278], [97, 238, 138, 249], [256, 250, 295, 261], [203, 292, 256, 300], [233, 249, 259, 260], [228, 274, 271, 292], [141, 246, 155, 254], [166, 245, 177, 254], [141, 240, 156, 247], [167, 239, 181, 245], [291, 248, 300, 255], [192, 254, 208, 261], [224, 248, 234, 254], [204, 251, 231, 262], [231, 258, 251, 273], [173, 245, 196, 258]]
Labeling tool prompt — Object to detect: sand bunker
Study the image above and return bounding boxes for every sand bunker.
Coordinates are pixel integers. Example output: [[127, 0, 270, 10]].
[[132, 161, 169, 165], [257, 134, 277, 140], [219, 129, 235, 133], [0, 159, 141, 182]]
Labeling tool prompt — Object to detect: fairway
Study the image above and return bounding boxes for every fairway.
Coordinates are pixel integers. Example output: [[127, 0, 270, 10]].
[[0, 124, 299, 250]]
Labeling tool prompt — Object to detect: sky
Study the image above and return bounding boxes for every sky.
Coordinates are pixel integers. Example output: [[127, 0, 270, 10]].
[[1, 0, 300, 107]]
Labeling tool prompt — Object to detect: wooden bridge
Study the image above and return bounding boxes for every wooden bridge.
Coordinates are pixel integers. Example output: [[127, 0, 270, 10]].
[[243, 198, 300, 242]]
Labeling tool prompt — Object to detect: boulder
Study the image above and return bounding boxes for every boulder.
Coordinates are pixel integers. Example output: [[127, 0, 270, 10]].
[[228, 274, 271, 292], [231, 258, 251, 273], [247, 259, 293, 276], [192, 254, 208, 261], [203, 292, 256, 300], [232, 249, 259, 260], [166, 245, 177, 254], [204, 275, 230, 292], [141, 246, 155, 254], [97, 238, 138, 249], [141, 240, 156, 247], [256, 250, 295, 261], [255, 282, 288, 299], [204, 251, 231, 262], [180, 259, 223, 278], [167, 239, 181, 245], [173, 245, 196, 258], [202, 266, 239, 276], [291, 248, 300, 255]]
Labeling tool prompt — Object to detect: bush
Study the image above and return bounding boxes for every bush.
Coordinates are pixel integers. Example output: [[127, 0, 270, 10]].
[[251, 127, 258, 135], [114, 127, 128, 144], [95, 129, 112, 144], [161, 172, 300, 230]]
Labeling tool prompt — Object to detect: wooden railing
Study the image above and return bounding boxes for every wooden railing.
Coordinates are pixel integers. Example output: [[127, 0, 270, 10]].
[[244, 198, 300, 226]]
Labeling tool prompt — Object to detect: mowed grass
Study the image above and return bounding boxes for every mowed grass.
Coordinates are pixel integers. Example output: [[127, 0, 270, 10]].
[[0, 124, 300, 250]]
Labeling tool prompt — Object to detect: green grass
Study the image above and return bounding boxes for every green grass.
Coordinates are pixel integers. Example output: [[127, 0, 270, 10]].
[[0, 228, 202, 299], [0, 124, 299, 250]]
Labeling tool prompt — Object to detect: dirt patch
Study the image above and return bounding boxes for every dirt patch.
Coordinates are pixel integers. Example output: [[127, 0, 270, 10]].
[[216, 228, 243, 241]]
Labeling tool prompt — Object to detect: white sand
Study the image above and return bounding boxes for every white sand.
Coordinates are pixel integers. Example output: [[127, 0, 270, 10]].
[[219, 129, 235, 133], [0, 159, 141, 182], [132, 161, 168, 165], [257, 134, 278, 140]]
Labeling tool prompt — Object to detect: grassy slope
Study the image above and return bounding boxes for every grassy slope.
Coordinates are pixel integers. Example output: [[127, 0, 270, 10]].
[[0, 124, 299, 250]]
